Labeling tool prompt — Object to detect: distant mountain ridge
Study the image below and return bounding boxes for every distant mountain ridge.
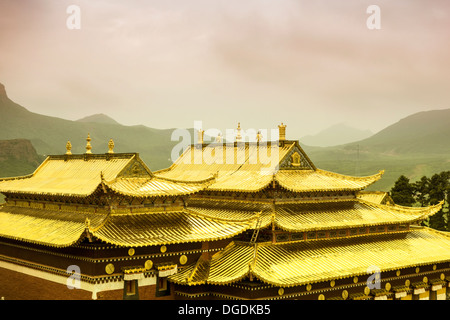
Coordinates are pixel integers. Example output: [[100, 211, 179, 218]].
[[76, 113, 121, 125], [300, 123, 373, 147], [0, 82, 184, 171]]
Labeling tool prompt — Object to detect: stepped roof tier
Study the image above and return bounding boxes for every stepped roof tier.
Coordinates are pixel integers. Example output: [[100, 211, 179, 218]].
[[0, 153, 209, 197], [155, 140, 384, 193], [170, 227, 450, 287]]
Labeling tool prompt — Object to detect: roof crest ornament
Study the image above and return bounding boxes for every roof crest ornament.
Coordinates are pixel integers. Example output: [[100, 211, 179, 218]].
[[65, 141, 72, 155], [108, 139, 115, 154], [85, 133, 92, 154], [236, 122, 242, 142]]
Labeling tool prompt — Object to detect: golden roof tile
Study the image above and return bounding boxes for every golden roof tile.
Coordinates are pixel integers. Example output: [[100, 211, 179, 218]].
[[0, 204, 106, 247], [170, 227, 450, 287]]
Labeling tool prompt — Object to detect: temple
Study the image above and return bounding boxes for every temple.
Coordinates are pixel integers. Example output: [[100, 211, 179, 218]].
[[0, 126, 449, 300]]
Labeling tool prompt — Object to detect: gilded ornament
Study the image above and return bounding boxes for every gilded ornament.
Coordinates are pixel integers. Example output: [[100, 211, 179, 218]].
[[423, 276, 428, 283], [145, 260, 153, 270], [65, 141, 72, 155], [105, 263, 115, 275], [306, 284, 312, 291], [278, 288, 284, 296], [415, 267, 420, 273], [85, 133, 92, 154], [330, 280, 335, 288], [353, 276, 358, 284], [160, 245, 167, 253], [440, 273, 445, 281], [128, 248, 135, 256], [342, 290, 348, 300], [396, 270, 401, 277], [180, 255, 188, 265], [318, 294, 325, 300], [385, 282, 391, 291], [433, 264, 437, 271], [364, 286, 371, 295], [405, 279, 410, 287], [108, 139, 115, 154]]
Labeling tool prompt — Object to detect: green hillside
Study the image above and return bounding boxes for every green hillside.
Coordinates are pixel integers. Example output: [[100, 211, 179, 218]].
[[303, 109, 450, 191], [0, 83, 187, 171]]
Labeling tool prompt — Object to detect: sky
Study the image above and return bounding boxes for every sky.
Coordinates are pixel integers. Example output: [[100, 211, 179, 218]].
[[1, 0, 449, 140]]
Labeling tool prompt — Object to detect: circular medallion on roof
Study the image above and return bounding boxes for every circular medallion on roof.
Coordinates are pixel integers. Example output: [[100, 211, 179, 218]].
[[330, 280, 335, 288], [440, 273, 445, 281], [423, 276, 428, 283], [405, 279, 410, 287], [364, 286, 371, 295], [278, 288, 284, 296], [105, 263, 115, 275], [160, 245, 167, 253], [433, 264, 437, 271], [180, 255, 188, 265], [342, 290, 348, 300], [318, 294, 325, 300], [385, 282, 391, 291], [128, 248, 135, 256], [396, 270, 401, 277], [145, 260, 153, 270], [415, 267, 420, 273], [353, 276, 358, 284], [306, 284, 312, 292]]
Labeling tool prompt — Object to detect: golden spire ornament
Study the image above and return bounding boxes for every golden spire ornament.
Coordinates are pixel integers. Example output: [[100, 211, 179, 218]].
[[256, 130, 262, 142], [85, 133, 92, 154], [236, 122, 242, 142], [65, 141, 72, 155], [108, 139, 115, 154]]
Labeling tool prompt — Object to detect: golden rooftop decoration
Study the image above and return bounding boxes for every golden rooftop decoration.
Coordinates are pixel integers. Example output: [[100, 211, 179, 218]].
[[215, 133, 222, 143], [108, 139, 115, 154], [278, 122, 286, 141], [65, 141, 72, 155], [256, 130, 262, 142], [236, 122, 242, 142], [198, 129, 204, 144], [85, 133, 92, 154]]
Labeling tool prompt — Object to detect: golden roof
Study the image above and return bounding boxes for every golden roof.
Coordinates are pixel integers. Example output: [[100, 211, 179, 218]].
[[186, 198, 441, 232], [155, 141, 383, 192], [0, 204, 106, 247], [0, 203, 257, 247], [170, 227, 450, 287], [0, 153, 207, 197]]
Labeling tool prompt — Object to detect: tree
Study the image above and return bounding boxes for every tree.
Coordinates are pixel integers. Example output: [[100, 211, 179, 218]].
[[390, 175, 415, 206], [412, 176, 430, 207]]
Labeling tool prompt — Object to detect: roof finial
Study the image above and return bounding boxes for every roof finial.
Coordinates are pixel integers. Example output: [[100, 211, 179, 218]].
[[278, 123, 286, 141], [108, 139, 115, 154], [215, 133, 222, 143], [85, 133, 92, 154], [256, 130, 262, 142], [236, 122, 242, 142], [198, 129, 204, 144], [65, 141, 72, 155]]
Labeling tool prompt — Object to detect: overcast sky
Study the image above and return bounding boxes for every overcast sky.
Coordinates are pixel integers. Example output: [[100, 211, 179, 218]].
[[1, 0, 449, 139]]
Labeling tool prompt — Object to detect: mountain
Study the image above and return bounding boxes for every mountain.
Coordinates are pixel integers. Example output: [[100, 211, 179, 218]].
[[304, 108, 450, 191], [0, 82, 187, 171], [76, 113, 121, 125], [0, 139, 44, 178], [347, 109, 450, 155], [300, 123, 373, 147]]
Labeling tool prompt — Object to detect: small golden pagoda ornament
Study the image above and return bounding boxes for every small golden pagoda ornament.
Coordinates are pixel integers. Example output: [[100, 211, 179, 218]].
[[65, 141, 72, 155], [108, 139, 115, 154], [85, 133, 92, 154], [236, 122, 242, 142]]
